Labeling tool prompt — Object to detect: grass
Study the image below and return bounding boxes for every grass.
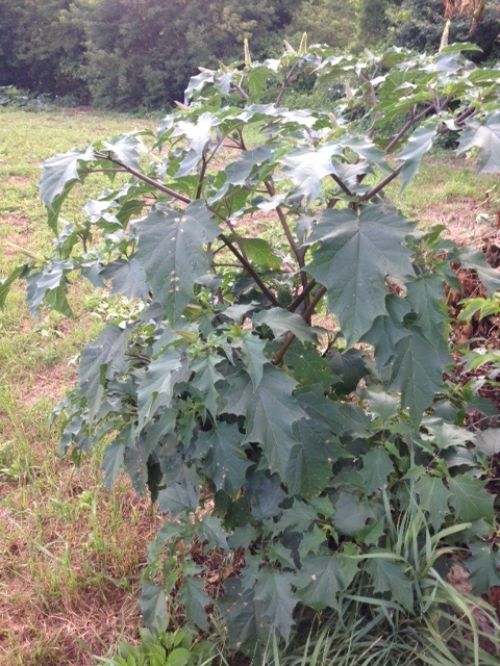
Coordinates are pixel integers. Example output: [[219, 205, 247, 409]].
[[0, 108, 158, 665], [0, 107, 497, 665]]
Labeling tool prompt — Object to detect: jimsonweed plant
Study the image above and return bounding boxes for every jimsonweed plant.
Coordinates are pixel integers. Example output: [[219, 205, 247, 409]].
[[2, 39, 499, 660]]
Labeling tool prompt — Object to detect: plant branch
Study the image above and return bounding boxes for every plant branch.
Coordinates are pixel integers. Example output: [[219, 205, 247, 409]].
[[330, 173, 354, 198], [219, 234, 279, 306], [236, 127, 247, 151], [288, 280, 316, 312], [274, 62, 300, 108], [89, 168, 128, 174], [196, 153, 208, 199], [233, 83, 249, 101], [265, 181, 304, 267], [273, 286, 327, 365], [384, 105, 435, 154], [101, 151, 278, 304], [360, 164, 404, 201], [97, 153, 191, 205]]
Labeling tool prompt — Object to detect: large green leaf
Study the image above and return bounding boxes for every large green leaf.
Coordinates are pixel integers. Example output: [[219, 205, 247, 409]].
[[415, 475, 451, 532], [175, 112, 219, 176], [254, 307, 317, 343], [398, 122, 438, 189], [102, 440, 126, 490], [254, 570, 297, 642], [225, 146, 274, 186], [218, 580, 257, 649], [181, 575, 210, 630], [333, 491, 376, 536], [390, 331, 445, 423], [328, 348, 368, 394], [422, 417, 475, 451], [286, 343, 339, 389], [26, 260, 72, 316], [465, 544, 500, 595], [448, 475, 495, 523], [140, 582, 167, 628], [135, 202, 219, 321], [79, 324, 130, 419], [197, 424, 250, 494], [458, 248, 500, 295], [234, 331, 269, 389], [360, 449, 393, 494], [243, 366, 306, 480], [238, 238, 281, 270], [295, 552, 359, 610], [0, 265, 26, 309], [307, 206, 414, 343], [298, 386, 372, 437], [361, 295, 411, 370], [368, 558, 414, 612], [157, 467, 200, 516], [282, 143, 343, 201], [475, 429, 500, 457], [190, 352, 225, 416], [137, 348, 183, 426], [406, 274, 448, 352], [457, 111, 500, 173], [286, 421, 338, 497], [100, 258, 149, 300], [103, 134, 142, 170], [40, 147, 95, 232]]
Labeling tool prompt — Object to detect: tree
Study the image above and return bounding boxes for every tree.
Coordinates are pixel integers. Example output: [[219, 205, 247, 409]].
[[356, 0, 396, 46], [286, 0, 358, 50], [81, 0, 300, 109], [389, 0, 499, 58], [0, 0, 88, 98]]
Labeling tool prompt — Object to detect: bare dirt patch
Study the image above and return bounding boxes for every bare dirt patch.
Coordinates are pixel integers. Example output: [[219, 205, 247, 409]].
[[2, 214, 32, 232], [6, 176, 31, 188], [420, 198, 496, 247], [1, 216, 33, 258], [22, 361, 77, 407]]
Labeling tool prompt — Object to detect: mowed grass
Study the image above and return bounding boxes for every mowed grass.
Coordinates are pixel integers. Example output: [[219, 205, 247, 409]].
[[0, 108, 497, 665]]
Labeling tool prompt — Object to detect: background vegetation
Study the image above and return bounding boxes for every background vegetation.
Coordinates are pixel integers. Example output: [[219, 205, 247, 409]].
[[0, 1, 498, 110]]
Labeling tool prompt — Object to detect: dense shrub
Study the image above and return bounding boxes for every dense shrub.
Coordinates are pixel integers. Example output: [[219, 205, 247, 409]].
[[3, 40, 499, 662]]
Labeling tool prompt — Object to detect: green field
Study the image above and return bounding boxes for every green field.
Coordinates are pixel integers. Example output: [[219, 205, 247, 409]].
[[0, 108, 497, 665]]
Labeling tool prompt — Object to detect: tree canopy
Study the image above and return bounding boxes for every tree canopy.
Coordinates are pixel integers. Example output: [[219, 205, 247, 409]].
[[0, 1, 498, 109]]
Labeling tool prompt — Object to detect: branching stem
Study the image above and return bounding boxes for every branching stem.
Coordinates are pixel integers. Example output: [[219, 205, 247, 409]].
[[273, 286, 327, 365], [97, 153, 191, 205], [219, 234, 279, 306]]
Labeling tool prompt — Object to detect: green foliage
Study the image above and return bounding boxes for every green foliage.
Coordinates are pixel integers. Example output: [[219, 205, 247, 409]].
[[356, 0, 394, 47], [4, 40, 500, 662], [389, 0, 500, 59], [100, 627, 215, 666], [74, 0, 301, 110], [0, 0, 88, 99], [286, 1, 357, 50]]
